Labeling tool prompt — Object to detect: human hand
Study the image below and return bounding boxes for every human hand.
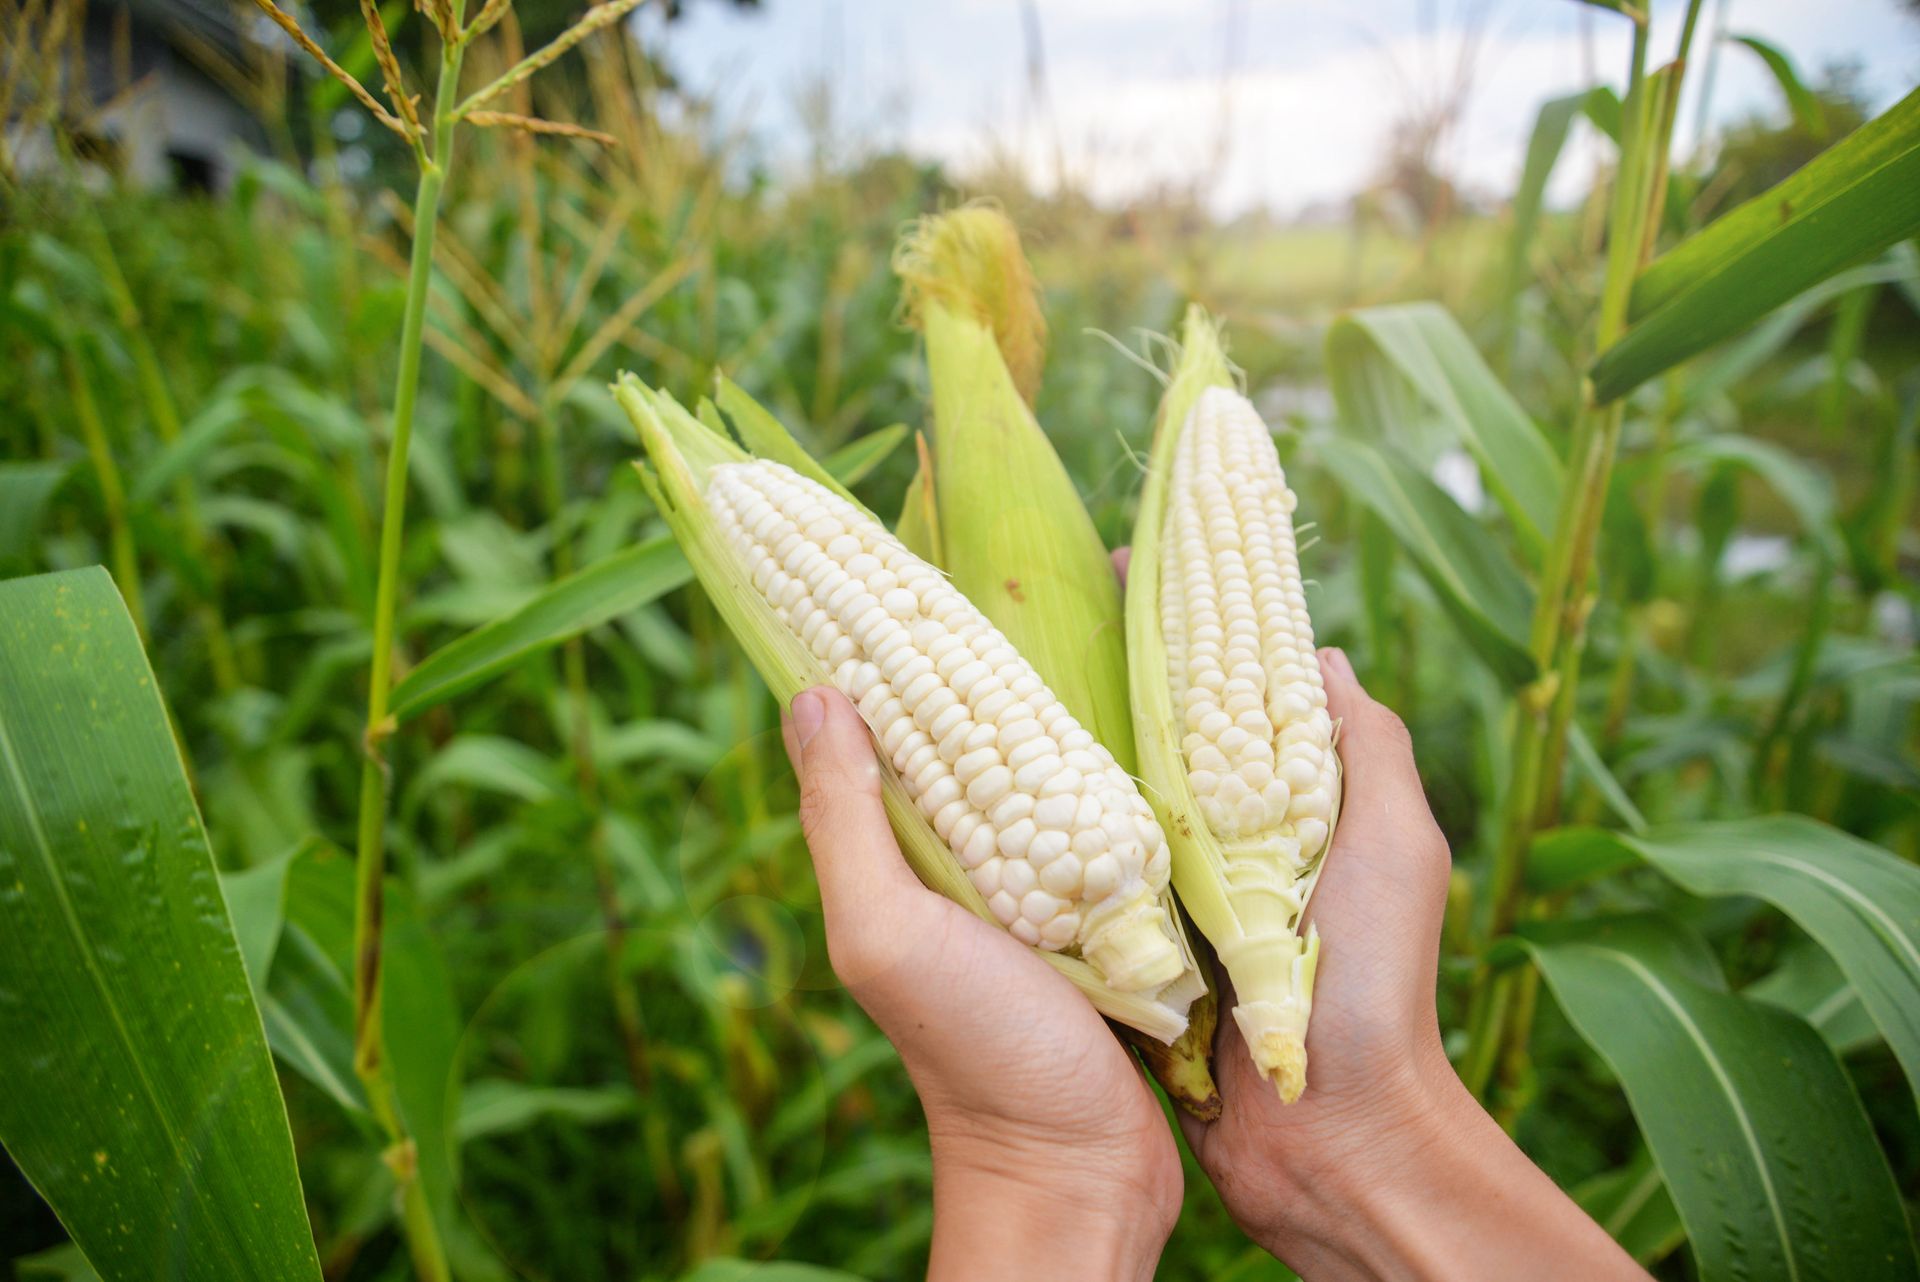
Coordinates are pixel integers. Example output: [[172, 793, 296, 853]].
[[782, 686, 1180, 1282], [1177, 647, 1646, 1279]]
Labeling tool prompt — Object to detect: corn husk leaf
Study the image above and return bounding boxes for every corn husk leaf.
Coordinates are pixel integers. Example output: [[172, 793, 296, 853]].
[[896, 207, 1135, 773], [892, 433, 942, 565]]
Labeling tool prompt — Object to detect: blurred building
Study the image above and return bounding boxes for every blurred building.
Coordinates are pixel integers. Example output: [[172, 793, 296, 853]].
[[8, 0, 275, 192]]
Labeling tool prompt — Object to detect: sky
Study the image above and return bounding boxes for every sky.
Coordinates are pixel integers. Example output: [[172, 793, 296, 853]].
[[637, 0, 1920, 216]]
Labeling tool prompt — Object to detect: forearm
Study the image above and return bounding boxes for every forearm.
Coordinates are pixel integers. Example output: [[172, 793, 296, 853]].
[[1252, 1071, 1646, 1281], [926, 1139, 1170, 1282]]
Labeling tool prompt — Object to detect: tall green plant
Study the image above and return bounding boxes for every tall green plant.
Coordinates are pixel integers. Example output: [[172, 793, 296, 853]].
[[247, 0, 646, 1273]]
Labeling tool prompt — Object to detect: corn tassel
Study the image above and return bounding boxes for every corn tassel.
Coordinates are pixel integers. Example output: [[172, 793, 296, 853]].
[[1128, 307, 1341, 1102]]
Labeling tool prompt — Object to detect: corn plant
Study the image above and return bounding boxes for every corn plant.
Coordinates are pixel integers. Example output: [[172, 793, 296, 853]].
[[2, 1, 1918, 1278]]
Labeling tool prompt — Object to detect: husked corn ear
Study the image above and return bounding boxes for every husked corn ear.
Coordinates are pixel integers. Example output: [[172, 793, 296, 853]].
[[618, 373, 1196, 1042], [1128, 307, 1341, 1104], [707, 458, 1183, 991], [1163, 386, 1338, 871]]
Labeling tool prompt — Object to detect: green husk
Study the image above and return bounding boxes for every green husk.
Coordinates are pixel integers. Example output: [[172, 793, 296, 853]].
[[892, 432, 942, 566], [616, 372, 1193, 1044]]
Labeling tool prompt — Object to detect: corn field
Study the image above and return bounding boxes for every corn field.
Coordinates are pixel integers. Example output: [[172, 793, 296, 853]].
[[2, 0, 1919, 1278]]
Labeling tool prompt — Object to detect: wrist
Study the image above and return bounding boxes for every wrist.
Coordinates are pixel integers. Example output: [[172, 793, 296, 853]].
[[927, 1133, 1174, 1282], [1244, 1057, 1640, 1281], [1247, 1053, 1481, 1277]]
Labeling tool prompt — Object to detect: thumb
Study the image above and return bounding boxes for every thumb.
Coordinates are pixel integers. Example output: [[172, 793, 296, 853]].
[[1309, 647, 1450, 919], [782, 686, 929, 949], [1317, 647, 1431, 839]]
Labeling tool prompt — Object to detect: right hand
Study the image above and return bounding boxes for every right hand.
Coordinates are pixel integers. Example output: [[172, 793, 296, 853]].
[[1180, 647, 1647, 1280]]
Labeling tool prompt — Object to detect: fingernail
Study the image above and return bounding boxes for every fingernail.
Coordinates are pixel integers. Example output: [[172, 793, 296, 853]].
[[791, 688, 825, 749], [1319, 646, 1354, 681]]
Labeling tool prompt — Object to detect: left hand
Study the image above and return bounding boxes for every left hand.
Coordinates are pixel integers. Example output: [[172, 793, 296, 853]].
[[782, 686, 1180, 1282]]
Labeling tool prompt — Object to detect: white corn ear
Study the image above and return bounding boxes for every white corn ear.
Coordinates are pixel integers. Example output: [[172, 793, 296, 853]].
[[1162, 388, 1339, 869], [617, 373, 1198, 1042], [707, 460, 1182, 985], [1128, 309, 1341, 1101]]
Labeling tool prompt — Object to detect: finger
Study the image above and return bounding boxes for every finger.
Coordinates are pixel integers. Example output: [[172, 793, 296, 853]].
[[1111, 545, 1131, 587], [1318, 646, 1428, 824], [1310, 648, 1451, 947], [783, 687, 926, 928]]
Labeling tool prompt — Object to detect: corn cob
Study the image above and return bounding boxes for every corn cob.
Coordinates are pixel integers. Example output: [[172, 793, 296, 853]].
[[894, 207, 1220, 1117], [1163, 391, 1338, 859], [1128, 307, 1341, 1102], [709, 459, 1182, 975], [617, 373, 1199, 1041]]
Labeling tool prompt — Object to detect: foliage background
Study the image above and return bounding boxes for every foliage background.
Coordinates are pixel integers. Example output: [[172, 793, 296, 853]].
[[1, 4, 1918, 1279]]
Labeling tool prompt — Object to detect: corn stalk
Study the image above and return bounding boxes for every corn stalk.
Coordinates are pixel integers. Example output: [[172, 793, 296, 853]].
[[345, 17, 469, 1278], [1462, 0, 1706, 1105]]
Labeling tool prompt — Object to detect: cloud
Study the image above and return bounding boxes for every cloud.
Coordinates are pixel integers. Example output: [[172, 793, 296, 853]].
[[659, 0, 1920, 216], [909, 27, 1609, 214]]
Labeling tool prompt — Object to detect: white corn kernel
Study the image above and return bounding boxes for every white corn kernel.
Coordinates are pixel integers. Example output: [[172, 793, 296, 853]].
[[1158, 387, 1340, 864], [706, 458, 1179, 981]]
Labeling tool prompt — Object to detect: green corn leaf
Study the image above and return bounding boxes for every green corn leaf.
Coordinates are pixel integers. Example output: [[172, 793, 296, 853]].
[[1572, 1147, 1686, 1267], [390, 537, 692, 723], [1566, 725, 1647, 834], [1671, 435, 1840, 556], [1527, 817, 1920, 1104], [1594, 87, 1920, 401], [1745, 935, 1882, 1059], [220, 848, 298, 992], [1523, 913, 1916, 1282], [822, 423, 910, 488], [1506, 88, 1622, 305], [260, 921, 369, 1118], [1305, 430, 1537, 685], [1327, 302, 1562, 559], [1729, 34, 1827, 138], [1682, 255, 1916, 409], [0, 569, 322, 1281]]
